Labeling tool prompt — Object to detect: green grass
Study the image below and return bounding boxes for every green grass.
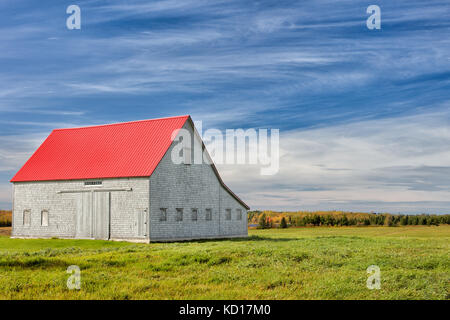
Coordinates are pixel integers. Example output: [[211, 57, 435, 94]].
[[0, 226, 448, 299]]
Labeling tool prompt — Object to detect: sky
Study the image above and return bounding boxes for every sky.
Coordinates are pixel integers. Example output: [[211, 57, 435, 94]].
[[0, 0, 449, 213]]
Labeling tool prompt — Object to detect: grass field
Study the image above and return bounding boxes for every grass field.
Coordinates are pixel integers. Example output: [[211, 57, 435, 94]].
[[0, 226, 448, 299]]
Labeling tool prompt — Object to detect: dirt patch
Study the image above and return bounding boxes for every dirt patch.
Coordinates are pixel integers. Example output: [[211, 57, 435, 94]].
[[0, 227, 11, 236]]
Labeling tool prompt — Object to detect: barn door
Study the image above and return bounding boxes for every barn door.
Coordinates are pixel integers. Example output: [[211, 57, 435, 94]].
[[93, 192, 110, 240], [76, 192, 92, 238], [137, 208, 148, 237], [76, 192, 110, 239]]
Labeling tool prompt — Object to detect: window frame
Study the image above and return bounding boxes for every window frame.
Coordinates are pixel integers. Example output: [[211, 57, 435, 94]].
[[205, 208, 212, 221], [191, 208, 198, 221], [183, 146, 192, 165], [159, 208, 167, 222], [176, 208, 183, 222], [225, 209, 232, 221], [236, 209, 242, 221], [41, 209, 49, 226], [23, 209, 31, 227], [179, 135, 192, 165]]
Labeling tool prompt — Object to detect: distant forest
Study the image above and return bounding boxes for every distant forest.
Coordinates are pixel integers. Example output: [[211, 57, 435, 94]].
[[0, 211, 11, 227], [248, 210, 450, 229], [2, 210, 449, 229]]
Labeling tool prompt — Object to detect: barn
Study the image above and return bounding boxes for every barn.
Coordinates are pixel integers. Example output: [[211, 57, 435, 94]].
[[10, 115, 249, 242]]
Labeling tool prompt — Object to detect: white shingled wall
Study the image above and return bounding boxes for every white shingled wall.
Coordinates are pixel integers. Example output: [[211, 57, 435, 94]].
[[12, 178, 149, 240], [148, 120, 248, 241]]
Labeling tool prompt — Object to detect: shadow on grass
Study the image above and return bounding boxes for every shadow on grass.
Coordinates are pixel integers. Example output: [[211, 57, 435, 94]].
[[0, 257, 68, 268], [181, 235, 303, 244], [170, 234, 363, 244]]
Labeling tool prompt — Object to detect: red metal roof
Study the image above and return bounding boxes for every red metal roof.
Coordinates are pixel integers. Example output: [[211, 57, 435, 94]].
[[11, 115, 250, 209], [11, 115, 189, 182]]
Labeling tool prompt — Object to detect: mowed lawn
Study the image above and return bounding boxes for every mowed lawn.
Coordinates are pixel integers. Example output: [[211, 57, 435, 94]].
[[0, 226, 448, 299]]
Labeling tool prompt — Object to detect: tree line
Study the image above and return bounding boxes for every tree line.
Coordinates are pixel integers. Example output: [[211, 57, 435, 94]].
[[0, 211, 12, 228], [253, 212, 450, 229]]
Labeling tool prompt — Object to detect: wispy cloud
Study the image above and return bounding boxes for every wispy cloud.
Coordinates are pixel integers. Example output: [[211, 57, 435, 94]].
[[217, 108, 450, 213], [0, 132, 48, 172]]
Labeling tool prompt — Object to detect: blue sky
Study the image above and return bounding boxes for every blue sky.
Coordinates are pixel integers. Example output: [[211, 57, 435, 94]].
[[0, 0, 449, 213]]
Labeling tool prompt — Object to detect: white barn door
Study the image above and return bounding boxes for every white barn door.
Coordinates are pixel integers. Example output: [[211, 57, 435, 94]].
[[137, 208, 148, 237], [76, 192, 110, 239], [94, 192, 110, 240], [76, 192, 92, 238]]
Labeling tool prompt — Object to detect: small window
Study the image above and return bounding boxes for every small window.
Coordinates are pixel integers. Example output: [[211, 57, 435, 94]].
[[205, 208, 212, 221], [225, 209, 231, 221], [176, 208, 183, 221], [236, 209, 242, 221], [191, 209, 198, 221], [41, 210, 49, 226], [178, 135, 192, 165], [23, 209, 31, 226], [84, 181, 102, 186], [160, 208, 167, 221], [183, 146, 192, 165]]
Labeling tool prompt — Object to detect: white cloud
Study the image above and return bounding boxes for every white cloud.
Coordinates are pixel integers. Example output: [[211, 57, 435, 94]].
[[0, 132, 48, 172], [0, 184, 12, 204], [216, 109, 450, 213], [1, 110, 449, 213]]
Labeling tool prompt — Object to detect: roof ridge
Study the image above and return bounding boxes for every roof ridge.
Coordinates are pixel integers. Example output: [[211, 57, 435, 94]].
[[53, 115, 190, 131]]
